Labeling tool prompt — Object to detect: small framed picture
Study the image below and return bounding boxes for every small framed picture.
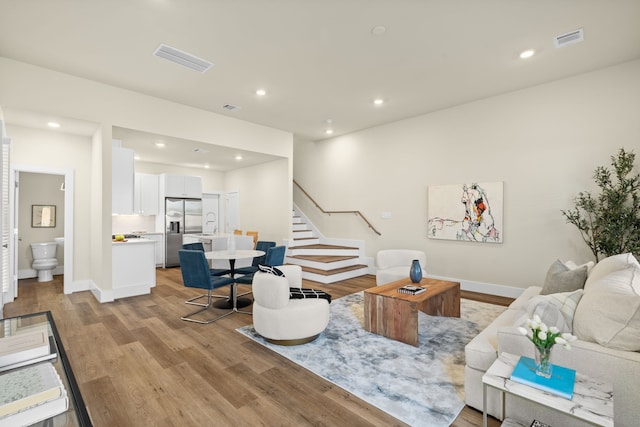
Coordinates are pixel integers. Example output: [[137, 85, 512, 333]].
[[32, 205, 56, 228]]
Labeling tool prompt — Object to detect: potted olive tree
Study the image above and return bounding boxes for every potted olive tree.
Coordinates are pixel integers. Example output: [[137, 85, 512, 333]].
[[562, 148, 640, 262]]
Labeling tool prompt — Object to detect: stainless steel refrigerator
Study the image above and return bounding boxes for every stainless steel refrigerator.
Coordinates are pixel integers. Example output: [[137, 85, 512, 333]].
[[165, 198, 202, 267]]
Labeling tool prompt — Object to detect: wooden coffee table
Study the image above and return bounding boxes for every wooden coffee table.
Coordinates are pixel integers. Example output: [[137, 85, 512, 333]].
[[363, 277, 460, 346]]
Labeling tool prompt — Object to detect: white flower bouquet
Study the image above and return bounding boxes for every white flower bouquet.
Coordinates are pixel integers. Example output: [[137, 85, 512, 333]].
[[518, 314, 577, 377]]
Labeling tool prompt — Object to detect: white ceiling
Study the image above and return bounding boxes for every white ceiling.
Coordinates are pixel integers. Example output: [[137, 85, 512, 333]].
[[1, 1, 640, 166]]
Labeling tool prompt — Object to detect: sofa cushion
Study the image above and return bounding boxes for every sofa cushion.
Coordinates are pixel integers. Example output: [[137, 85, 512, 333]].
[[508, 286, 542, 310], [573, 265, 640, 351], [520, 289, 583, 333], [465, 307, 522, 371], [540, 259, 588, 295], [585, 253, 640, 290]]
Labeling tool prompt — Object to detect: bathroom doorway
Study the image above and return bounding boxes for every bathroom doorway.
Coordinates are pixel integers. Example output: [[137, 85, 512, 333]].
[[8, 165, 74, 301]]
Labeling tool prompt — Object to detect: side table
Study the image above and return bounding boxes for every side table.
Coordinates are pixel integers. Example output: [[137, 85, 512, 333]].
[[482, 352, 613, 427]]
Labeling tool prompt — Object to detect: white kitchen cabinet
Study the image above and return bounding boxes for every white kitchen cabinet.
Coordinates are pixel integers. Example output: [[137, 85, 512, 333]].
[[143, 232, 164, 266], [134, 173, 159, 215], [163, 173, 202, 198], [112, 145, 135, 214], [112, 239, 155, 299]]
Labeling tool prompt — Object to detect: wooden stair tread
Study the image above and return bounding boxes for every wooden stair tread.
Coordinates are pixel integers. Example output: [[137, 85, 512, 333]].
[[301, 264, 368, 275], [289, 243, 358, 250], [289, 255, 358, 262]]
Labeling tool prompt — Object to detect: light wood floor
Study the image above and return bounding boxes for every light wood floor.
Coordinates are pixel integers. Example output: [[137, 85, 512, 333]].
[[4, 270, 508, 427]]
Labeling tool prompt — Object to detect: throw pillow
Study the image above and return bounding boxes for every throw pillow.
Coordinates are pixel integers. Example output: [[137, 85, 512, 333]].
[[258, 264, 285, 277], [540, 259, 588, 295], [585, 253, 640, 290], [564, 260, 595, 275], [523, 289, 584, 333], [573, 265, 640, 351]]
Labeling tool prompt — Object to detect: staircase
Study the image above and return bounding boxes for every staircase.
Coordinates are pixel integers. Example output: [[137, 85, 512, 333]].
[[286, 210, 369, 284]]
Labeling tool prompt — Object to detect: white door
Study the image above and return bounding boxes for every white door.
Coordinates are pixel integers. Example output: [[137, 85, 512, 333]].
[[10, 170, 18, 300], [202, 193, 220, 234], [226, 191, 239, 233], [1, 128, 10, 309]]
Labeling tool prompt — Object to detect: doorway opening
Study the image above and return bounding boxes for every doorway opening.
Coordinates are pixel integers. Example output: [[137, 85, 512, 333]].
[[8, 165, 74, 301]]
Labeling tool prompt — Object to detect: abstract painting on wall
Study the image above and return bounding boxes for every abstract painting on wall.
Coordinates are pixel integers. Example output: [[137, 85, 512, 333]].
[[427, 182, 503, 243]]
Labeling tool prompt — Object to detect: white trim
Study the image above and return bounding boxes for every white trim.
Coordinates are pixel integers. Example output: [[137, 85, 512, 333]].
[[426, 274, 525, 298], [90, 282, 114, 303]]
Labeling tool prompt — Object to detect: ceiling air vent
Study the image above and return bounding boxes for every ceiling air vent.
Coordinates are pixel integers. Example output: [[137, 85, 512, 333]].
[[554, 28, 584, 48], [153, 44, 213, 73], [222, 104, 241, 112]]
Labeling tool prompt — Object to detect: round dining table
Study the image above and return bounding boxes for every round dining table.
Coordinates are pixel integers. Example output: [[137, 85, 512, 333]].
[[204, 249, 265, 309]]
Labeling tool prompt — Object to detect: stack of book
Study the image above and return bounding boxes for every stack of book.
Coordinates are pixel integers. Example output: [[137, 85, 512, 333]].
[[0, 327, 68, 424], [509, 356, 576, 399], [397, 285, 427, 295]]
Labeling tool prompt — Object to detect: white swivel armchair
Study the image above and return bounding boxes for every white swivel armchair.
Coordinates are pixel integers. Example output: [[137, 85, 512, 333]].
[[375, 249, 427, 285], [252, 265, 330, 345]]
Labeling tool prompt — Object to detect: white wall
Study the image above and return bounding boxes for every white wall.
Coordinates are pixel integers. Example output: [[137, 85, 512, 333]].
[[294, 59, 640, 290], [9, 125, 92, 282], [225, 159, 290, 244], [0, 57, 293, 298]]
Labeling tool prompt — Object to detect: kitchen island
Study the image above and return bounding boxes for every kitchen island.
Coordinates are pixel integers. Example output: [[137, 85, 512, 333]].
[[112, 238, 156, 299]]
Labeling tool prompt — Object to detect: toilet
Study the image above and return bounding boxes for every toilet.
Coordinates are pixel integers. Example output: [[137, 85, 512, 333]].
[[31, 242, 59, 282]]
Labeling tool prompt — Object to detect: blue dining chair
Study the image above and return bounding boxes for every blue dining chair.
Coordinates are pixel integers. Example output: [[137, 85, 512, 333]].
[[235, 241, 276, 275], [182, 242, 231, 276], [235, 245, 287, 285], [179, 249, 235, 324]]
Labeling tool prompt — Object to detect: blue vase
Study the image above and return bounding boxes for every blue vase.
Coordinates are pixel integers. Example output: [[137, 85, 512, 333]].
[[409, 259, 422, 283]]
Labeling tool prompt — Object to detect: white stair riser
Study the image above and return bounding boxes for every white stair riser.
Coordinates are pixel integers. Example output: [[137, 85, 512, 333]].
[[291, 208, 367, 283], [289, 248, 359, 257], [302, 267, 369, 284], [285, 257, 361, 270], [290, 238, 321, 246], [292, 230, 314, 238]]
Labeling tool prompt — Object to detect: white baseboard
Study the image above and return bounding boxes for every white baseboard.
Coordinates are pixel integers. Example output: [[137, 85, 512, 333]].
[[90, 285, 114, 303], [426, 274, 525, 298], [18, 265, 64, 280]]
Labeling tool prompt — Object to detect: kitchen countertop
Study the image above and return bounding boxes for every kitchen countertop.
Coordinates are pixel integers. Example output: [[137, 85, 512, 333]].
[[112, 237, 155, 245]]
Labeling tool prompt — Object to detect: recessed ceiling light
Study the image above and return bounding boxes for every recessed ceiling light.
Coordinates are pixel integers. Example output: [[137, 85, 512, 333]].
[[154, 141, 165, 148], [134, 155, 141, 161], [373, 98, 384, 106], [47, 122, 60, 128], [204, 164, 210, 169], [256, 89, 266, 96], [235, 155, 243, 160], [325, 129, 334, 135], [519, 49, 535, 59]]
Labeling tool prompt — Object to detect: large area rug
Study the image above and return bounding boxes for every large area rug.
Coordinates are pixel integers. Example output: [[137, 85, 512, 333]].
[[236, 292, 505, 427]]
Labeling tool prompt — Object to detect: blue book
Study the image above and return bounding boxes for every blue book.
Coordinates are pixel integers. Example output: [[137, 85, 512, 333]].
[[509, 356, 576, 399]]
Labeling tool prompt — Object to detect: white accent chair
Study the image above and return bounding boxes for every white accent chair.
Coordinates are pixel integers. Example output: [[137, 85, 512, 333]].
[[252, 265, 330, 345], [375, 249, 427, 285]]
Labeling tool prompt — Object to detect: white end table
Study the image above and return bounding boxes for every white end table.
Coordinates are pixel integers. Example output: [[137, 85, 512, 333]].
[[482, 352, 613, 427]]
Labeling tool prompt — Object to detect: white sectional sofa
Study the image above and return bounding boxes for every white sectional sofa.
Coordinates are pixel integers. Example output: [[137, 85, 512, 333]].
[[464, 253, 640, 427]]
